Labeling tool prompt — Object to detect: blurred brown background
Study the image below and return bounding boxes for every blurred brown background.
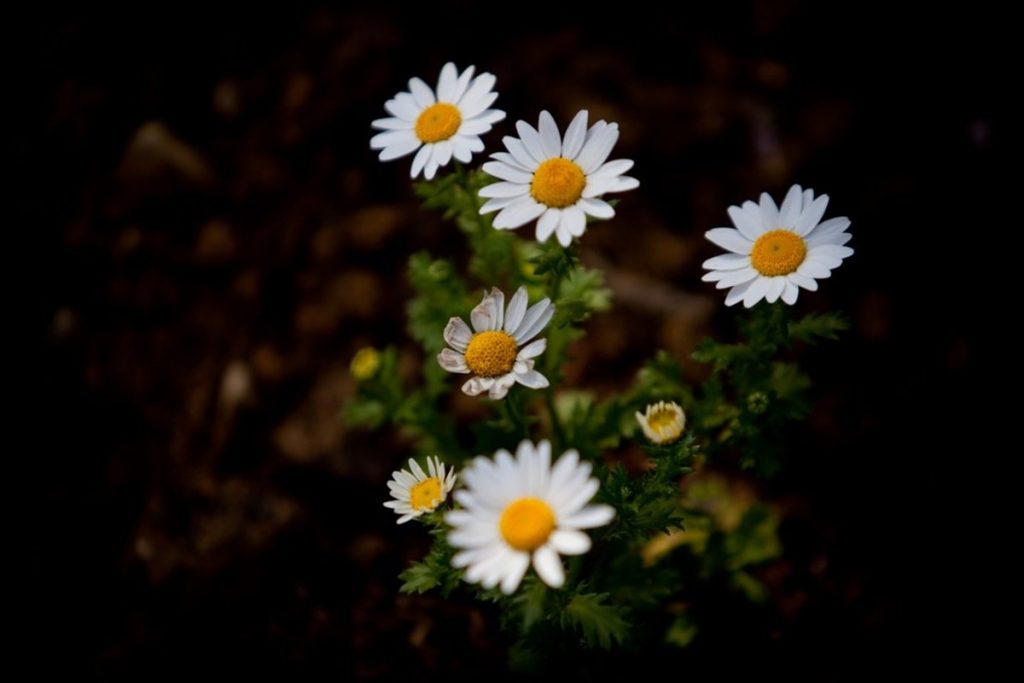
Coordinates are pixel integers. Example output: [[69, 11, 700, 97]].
[[28, 2, 998, 678]]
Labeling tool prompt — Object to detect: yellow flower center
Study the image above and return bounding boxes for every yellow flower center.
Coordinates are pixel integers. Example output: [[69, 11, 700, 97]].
[[750, 230, 807, 276], [531, 158, 586, 208], [414, 102, 462, 143], [350, 347, 381, 381], [409, 477, 444, 511], [500, 497, 556, 551], [648, 407, 679, 433], [463, 330, 518, 377]]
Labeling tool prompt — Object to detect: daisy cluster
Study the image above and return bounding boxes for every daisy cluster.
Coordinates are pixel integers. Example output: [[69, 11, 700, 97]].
[[368, 63, 853, 596]]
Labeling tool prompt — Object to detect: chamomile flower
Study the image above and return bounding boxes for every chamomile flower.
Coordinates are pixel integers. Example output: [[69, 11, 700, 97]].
[[636, 401, 686, 445], [384, 456, 458, 524], [446, 440, 616, 594], [702, 185, 853, 307], [370, 62, 506, 180], [437, 286, 554, 400], [478, 110, 639, 246]]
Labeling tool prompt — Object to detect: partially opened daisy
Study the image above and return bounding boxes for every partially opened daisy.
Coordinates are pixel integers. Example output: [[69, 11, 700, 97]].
[[437, 286, 554, 400], [384, 456, 458, 524], [702, 185, 853, 307], [636, 401, 686, 445], [370, 62, 505, 180], [447, 440, 616, 594], [479, 110, 639, 246]]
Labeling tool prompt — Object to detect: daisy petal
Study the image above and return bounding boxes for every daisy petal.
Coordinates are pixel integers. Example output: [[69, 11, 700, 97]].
[[515, 369, 549, 389], [705, 228, 753, 254], [532, 545, 565, 588], [561, 505, 616, 529], [550, 529, 591, 555], [537, 110, 562, 158], [561, 110, 588, 159], [504, 287, 528, 333], [536, 209, 560, 242]]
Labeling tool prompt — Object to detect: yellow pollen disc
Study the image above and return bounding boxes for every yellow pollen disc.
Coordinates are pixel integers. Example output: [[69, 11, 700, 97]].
[[750, 229, 807, 276], [648, 407, 679, 433], [463, 330, 518, 377], [409, 477, 443, 511], [414, 102, 461, 143], [531, 158, 586, 208], [500, 497, 556, 551]]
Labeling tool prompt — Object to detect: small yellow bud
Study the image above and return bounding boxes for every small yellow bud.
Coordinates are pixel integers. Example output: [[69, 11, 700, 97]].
[[350, 347, 381, 381]]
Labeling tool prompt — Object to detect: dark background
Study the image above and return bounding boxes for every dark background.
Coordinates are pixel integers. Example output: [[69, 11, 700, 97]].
[[28, 2, 998, 678]]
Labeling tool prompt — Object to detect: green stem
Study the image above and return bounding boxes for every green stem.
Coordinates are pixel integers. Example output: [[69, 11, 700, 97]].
[[545, 389, 566, 452]]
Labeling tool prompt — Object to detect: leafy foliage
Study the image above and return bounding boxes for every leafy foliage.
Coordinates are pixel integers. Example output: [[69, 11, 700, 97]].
[[343, 167, 841, 665]]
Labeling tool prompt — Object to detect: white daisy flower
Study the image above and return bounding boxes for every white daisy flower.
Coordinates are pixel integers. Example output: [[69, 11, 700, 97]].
[[446, 440, 616, 594], [437, 286, 554, 400], [636, 401, 686, 445], [701, 184, 853, 307], [370, 62, 506, 180], [384, 456, 458, 524], [478, 110, 639, 247]]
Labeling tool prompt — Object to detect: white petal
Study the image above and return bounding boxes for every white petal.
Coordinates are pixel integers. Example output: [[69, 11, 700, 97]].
[[458, 120, 494, 136], [451, 135, 474, 163], [550, 529, 591, 555], [480, 196, 519, 214], [451, 65, 476, 103], [797, 261, 832, 279], [383, 94, 419, 121], [409, 458, 426, 480], [396, 513, 417, 524], [743, 277, 771, 308], [705, 228, 753, 255], [408, 77, 435, 108], [515, 119, 547, 164], [795, 194, 830, 236], [490, 151, 531, 173], [462, 376, 493, 396], [563, 205, 587, 237], [504, 287, 528, 333], [555, 222, 573, 247], [436, 62, 458, 102], [764, 276, 787, 304], [727, 202, 765, 240], [423, 156, 439, 180], [448, 523, 500, 548], [394, 470, 416, 487], [493, 197, 546, 230], [370, 129, 418, 150], [438, 348, 469, 373], [548, 449, 580, 496], [577, 122, 620, 174], [759, 192, 780, 230], [461, 90, 498, 121], [458, 72, 497, 117], [500, 551, 531, 594], [778, 184, 803, 229], [427, 457, 438, 478], [579, 198, 615, 219], [703, 254, 751, 270], [724, 280, 754, 307], [515, 369, 549, 389], [443, 317, 472, 352], [781, 281, 800, 305], [532, 545, 565, 588], [502, 137, 541, 171], [512, 299, 554, 344], [432, 140, 453, 167], [490, 288, 505, 330], [479, 181, 530, 199], [561, 505, 615, 529], [451, 543, 499, 567], [582, 175, 638, 198], [370, 117, 414, 130], [472, 109, 506, 125], [561, 110, 588, 159], [488, 373, 516, 399], [806, 231, 852, 248], [471, 292, 501, 332], [811, 244, 854, 261], [557, 478, 599, 516], [482, 161, 533, 184], [590, 158, 633, 178], [537, 110, 562, 158], [409, 144, 431, 178], [518, 338, 546, 359], [536, 209, 560, 242], [378, 138, 421, 162], [787, 272, 819, 291], [711, 267, 758, 289], [807, 216, 851, 239]]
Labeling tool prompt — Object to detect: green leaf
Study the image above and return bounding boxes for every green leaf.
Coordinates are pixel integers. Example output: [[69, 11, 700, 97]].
[[560, 593, 630, 649], [399, 560, 441, 594], [788, 311, 849, 344]]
